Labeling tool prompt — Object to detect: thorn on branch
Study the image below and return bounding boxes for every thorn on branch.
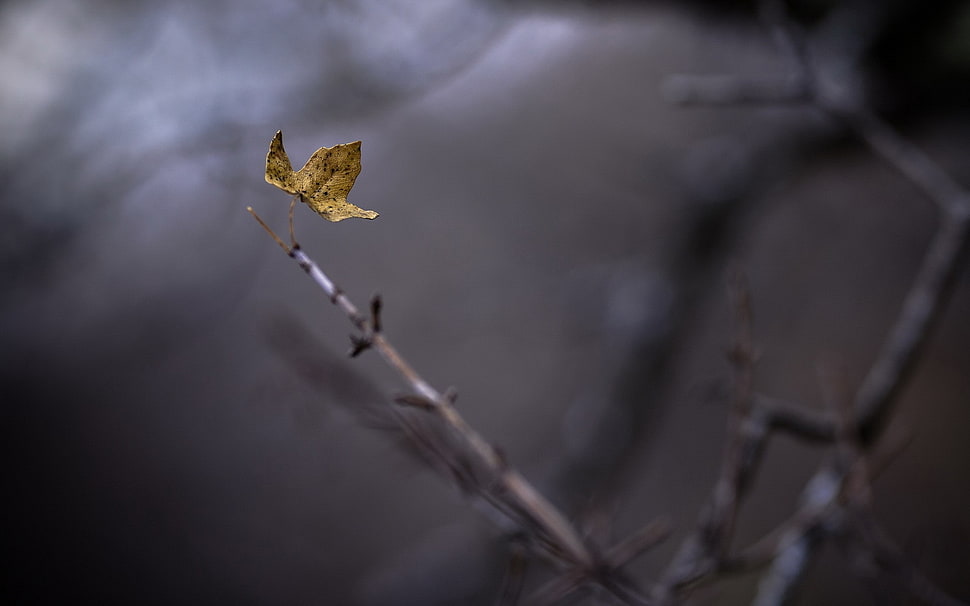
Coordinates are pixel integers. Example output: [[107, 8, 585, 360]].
[[348, 335, 372, 358], [370, 294, 383, 333]]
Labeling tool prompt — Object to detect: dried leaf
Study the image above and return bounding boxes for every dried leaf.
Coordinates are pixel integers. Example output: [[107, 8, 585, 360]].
[[264, 130, 379, 222]]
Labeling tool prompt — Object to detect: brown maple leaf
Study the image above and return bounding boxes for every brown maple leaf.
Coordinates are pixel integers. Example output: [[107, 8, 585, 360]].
[[264, 130, 379, 222]]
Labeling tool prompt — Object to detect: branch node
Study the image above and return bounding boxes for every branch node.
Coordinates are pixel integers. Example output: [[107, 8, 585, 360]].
[[348, 335, 372, 358]]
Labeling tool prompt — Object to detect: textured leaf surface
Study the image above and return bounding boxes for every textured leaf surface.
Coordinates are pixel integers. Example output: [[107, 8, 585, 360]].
[[265, 130, 379, 222]]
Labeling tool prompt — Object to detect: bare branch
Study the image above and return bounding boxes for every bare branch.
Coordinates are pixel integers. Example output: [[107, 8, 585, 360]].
[[652, 271, 770, 602], [755, 395, 836, 442], [751, 467, 841, 606], [854, 213, 970, 439], [659, 2, 970, 601], [832, 110, 970, 219], [249, 211, 610, 587], [709, 270, 758, 555], [824, 365, 968, 606], [246, 206, 291, 254]]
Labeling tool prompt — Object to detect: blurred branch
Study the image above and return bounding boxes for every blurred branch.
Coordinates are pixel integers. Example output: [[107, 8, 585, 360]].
[[666, 11, 970, 443], [830, 365, 965, 606], [658, 0, 970, 603], [765, 0, 970, 442], [652, 271, 768, 602], [529, 517, 671, 605], [754, 395, 836, 442]]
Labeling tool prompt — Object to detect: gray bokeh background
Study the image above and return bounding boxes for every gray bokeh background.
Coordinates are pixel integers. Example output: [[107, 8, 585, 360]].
[[3, 1, 969, 604]]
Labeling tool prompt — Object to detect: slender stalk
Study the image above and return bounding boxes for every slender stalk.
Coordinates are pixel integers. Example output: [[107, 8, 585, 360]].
[[249, 208, 595, 573]]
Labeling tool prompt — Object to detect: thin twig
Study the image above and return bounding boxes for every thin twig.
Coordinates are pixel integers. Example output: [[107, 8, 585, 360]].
[[821, 368, 967, 606], [853, 212, 970, 440], [821, 366, 968, 606], [529, 515, 669, 605], [711, 270, 758, 555], [246, 206, 291, 254], [652, 271, 766, 603], [727, 415, 910, 577], [248, 209, 597, 577], [751, 466, 841, 606]]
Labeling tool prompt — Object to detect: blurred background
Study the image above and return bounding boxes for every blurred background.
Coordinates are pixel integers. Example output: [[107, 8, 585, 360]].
[[2, 0, 969, 603]]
